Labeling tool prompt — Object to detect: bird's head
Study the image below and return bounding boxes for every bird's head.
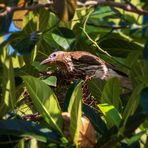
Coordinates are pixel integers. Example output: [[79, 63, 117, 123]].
[[41, 51, 66, 65]]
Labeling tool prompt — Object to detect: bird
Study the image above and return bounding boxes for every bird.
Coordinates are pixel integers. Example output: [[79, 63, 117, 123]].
[[41, 50, 129, 84], [41, 51, 131, 108]]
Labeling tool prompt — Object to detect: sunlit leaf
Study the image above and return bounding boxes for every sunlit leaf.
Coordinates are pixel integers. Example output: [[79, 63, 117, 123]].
[[23, 76, 63, 134], [126, 131, 147, 146], [42, 76, 57, 87], [98, 103, 122, 128], [68, 81, 82, 145], [13, 0, 27, 29], [51, 27, 75, 49], [90, 6, 116, 19], [0, 45, 16, 118]]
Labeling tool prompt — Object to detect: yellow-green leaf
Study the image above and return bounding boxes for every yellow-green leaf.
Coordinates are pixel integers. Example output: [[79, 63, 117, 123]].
[[98, 103, 122, 128], [68, 81, 82, 145], [0, 45, 16, 118], [23, 76, 63, 135]]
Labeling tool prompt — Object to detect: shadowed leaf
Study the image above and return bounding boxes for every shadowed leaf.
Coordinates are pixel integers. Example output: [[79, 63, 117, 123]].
[[53, 0, 77, 21]]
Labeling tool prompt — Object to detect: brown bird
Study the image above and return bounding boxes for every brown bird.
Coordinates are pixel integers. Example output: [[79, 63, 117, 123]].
[[41, 51, 131, 107], [41, 51, 127, 82]]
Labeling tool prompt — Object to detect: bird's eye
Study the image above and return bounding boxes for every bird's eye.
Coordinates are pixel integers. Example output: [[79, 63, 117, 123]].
[[50, 53, 56, 58]]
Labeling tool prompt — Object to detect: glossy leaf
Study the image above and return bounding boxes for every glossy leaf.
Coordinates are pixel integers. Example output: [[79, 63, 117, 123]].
[[68, 81, 82, 145], [0, 119, 59, 143], [23, 76, 63, 134], [101, 78, 121, 111], [98, 103, 122, 128], [82, 104, 107, 134], [0, 45, 16, 118], [51, 27, 75, 49], [90, 6, 116, 19], [42, 76, 57, 87]]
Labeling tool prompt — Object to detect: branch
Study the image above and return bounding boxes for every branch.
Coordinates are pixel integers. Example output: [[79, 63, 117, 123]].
[[0, 0, 148, 17], [79, 0, 148, 16], [0, 3, 52, 17]]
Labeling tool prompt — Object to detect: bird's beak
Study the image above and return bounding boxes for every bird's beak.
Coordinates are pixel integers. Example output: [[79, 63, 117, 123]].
[[40, 58, 50, 65]]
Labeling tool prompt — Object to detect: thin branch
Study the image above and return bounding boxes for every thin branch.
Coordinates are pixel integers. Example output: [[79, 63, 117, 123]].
[[82, 9, 111, 57], [79, 0, 148, 16], [0, 0, 148, 17], [0, 3, 52, 17]]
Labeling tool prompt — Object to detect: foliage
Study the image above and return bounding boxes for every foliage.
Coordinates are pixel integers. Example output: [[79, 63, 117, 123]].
[[0, 0, 148, 147]]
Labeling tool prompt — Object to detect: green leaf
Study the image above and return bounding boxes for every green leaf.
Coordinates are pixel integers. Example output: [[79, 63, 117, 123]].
[[99, 37, 143, 57], [63, 82, 77, 112], [51, 27, 75, 50], [22, 76, 63, 134], [0, 119, 59, 143], [0, 14, 12, 35], [87, 78, 105, 100], [98, 103, 122, 128], [125, 51, 141, 68], [127, 131, 147, 146], [68, 81, 82, 145], [9, 31, 40, 55], [82, 104, 107, 134], [23, 13, 37, 32], [101, 78, 121, 111], [39, 8, 50, 32], [90, 6, 116, 19], [140, 87, 148, 113], [43, 32, 60, 49], [143, 42, 148, 61], [122, 84, 144, 126], [32, 61, 48, 72], [0, 45, 16, 118], [42, 76, 57, 87]]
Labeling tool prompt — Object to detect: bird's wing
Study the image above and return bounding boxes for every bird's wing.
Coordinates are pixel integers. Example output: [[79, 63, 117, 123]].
[[70, 51, 105, 65]]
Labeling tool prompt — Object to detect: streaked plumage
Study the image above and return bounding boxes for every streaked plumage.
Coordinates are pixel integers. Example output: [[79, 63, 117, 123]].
[[41, 51, 124, 81]]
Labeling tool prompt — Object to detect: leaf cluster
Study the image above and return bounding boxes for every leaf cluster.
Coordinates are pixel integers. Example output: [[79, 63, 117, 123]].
[[0, 0, 148, 147]]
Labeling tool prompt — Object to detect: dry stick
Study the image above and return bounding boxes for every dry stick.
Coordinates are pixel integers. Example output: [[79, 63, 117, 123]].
[[1, 1, 148, 17]]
